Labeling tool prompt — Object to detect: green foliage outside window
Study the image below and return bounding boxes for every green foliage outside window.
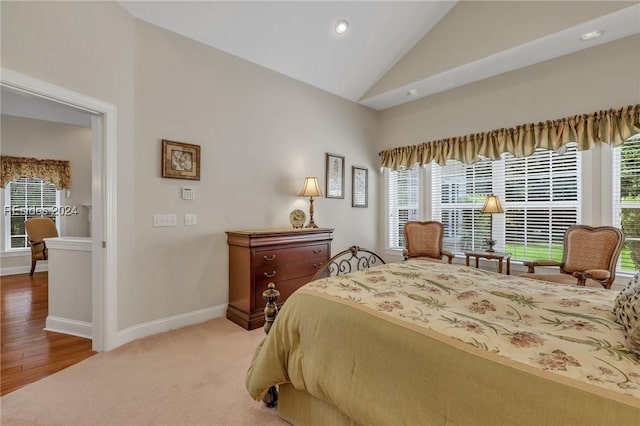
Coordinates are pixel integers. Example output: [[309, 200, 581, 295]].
[[619, 137, 640, 271]]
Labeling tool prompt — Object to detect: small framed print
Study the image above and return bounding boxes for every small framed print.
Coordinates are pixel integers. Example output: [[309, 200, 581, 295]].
[[352, 166, 368, 208], [161, 139, 200, 180], [325, 153, 345, 199]]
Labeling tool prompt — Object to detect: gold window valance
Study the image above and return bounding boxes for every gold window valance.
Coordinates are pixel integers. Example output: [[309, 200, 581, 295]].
[[0, 156, 71, 189], [379, 104, 640, 170]]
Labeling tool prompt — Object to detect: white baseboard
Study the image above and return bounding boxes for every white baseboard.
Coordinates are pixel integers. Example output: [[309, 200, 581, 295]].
[[45, 316, 93, 339], [113, 304, 228, 349], [1, 264, 48, 276]]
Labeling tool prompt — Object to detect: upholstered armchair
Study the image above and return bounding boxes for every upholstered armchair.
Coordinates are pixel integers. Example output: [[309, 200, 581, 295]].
[[25, 217, 58, 276], [403, 221, 454, 264], [520, 225, 624, 289]]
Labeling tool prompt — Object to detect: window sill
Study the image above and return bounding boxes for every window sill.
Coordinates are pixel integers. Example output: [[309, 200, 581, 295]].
[[2, 249, 30, 257]]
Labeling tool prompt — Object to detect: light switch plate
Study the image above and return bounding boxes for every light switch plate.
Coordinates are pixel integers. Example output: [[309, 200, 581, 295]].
[[153, 214, 177, 227], [185, 214, 197, 226]]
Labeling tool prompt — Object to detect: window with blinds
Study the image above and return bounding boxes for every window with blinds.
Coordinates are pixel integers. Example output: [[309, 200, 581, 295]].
[[431, 143, 580, 261], [387, 165, 420, 249], [502, 144, 580, 262], [613, 134, 640, 273], [431, 159, 493, 252], [4, 177, 60, 250]]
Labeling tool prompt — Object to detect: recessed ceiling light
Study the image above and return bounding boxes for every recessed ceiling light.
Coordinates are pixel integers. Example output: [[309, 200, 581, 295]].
[[580, 30, 603, 41], [335, 20, 349, 34]]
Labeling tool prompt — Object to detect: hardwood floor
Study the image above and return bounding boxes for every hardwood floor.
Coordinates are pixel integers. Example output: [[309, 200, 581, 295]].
[[1, 272, 96, 396]]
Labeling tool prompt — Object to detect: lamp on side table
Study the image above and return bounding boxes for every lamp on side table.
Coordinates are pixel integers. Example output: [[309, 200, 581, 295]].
[[480, 194, 504, 252], [299, 177, 323, 228]]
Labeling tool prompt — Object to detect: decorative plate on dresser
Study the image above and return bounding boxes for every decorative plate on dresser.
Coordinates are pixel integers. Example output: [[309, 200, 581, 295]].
[[289, 209, 306, 229]]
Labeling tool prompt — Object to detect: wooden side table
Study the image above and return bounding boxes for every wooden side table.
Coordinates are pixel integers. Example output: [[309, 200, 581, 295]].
[[465, 251, 511, 275]]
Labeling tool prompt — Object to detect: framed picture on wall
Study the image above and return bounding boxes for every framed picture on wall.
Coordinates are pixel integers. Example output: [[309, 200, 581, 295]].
[[161, 139, 201, 180], [325, 153, 345, 199], [352, 166, 368, 208]]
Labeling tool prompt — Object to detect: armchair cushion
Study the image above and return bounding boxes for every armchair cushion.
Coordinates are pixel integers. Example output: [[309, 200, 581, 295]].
[[520, 272, 603, 288], [405, 236, 440, 259], [613, 272, 640, 357]]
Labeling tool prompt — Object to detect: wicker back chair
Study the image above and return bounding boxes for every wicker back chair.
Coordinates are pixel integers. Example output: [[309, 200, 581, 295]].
[[520, 225, 624, 289], [403, 221, 454, 264]]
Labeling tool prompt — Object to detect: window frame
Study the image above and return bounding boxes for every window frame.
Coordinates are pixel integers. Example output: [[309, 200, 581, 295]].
[[613, 135, 640, 274], [4, 177, 61, 252], [428, 145, 581, 262], [384, 165, 421, 253], [384, 138, 639, 281]]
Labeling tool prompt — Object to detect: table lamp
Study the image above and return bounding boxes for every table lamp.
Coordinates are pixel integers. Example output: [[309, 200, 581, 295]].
[[480, 194, 504, 252], [299, 177, 323, 228]]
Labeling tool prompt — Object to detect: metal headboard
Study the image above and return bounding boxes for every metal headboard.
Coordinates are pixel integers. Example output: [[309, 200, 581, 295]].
[[311, 245, 386, 281]]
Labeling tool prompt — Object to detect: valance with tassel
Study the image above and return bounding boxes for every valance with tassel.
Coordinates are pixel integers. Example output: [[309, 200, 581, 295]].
[[0, 156, 71, 189], [379, 105, 640, 170]]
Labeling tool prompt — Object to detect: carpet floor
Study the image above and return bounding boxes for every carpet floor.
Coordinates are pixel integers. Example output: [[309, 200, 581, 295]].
[[0, 317, 289, 426]]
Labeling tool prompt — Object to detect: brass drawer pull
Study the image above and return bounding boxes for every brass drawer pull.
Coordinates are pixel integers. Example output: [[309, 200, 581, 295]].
[[263, 254, 276, 261], [313, 248, 323, 255], [264, 271, 277, 278], [313, 263, 323, 269]]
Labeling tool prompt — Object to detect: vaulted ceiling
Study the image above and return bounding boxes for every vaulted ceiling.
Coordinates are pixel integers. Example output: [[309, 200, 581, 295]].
[[119, 1, 640, 111]]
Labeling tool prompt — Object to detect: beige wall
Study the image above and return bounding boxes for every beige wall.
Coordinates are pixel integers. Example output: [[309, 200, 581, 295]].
[[129, 21, 380, 327], [1, 2, 380, 335]]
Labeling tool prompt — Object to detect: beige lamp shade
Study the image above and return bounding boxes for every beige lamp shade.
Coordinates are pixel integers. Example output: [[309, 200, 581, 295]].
[[299, 177, 323, 197], [481, 194, 504, 214]]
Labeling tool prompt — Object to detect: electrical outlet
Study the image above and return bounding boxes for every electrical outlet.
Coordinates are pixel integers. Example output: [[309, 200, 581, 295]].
[[185, 214, 197, 226], [153, 214, 177, 227]]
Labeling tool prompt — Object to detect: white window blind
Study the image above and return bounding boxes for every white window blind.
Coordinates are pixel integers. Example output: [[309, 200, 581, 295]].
[[4, 177, 60, 250], [431, 143, 580, 261], [387, 165, 419, 249], [613, 134, 640, 273], [502, 144, 580, 262], [431, 159, 494, 252]]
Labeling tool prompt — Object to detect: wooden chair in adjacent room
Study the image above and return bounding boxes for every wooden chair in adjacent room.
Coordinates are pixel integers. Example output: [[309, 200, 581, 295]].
[[25, 217, 58, 276], [520, 224, 625, 289], [403, 221, 454, 264]]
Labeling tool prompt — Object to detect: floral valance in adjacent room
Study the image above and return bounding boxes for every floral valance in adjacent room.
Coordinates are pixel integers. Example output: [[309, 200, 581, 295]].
[[379, 104, 640, 170], [0, 156, 71, 189]]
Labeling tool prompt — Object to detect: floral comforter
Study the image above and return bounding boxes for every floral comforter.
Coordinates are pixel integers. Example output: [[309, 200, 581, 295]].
[[305, 259, 640, 399]]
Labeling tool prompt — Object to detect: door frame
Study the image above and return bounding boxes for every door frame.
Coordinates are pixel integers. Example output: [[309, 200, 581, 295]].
[[1, 67, 118, 351]]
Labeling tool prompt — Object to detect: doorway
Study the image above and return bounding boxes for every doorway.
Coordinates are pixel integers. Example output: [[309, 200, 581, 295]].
[[1, 68, 117, 352]]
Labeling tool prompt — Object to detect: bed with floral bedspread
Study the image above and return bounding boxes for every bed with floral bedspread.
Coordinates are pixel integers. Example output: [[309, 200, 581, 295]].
[[247, 259, 640, 426]]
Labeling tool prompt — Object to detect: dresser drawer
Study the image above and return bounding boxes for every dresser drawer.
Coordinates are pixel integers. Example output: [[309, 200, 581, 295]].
[[253, 243, 329, 268], [255, 258, 325, 285]]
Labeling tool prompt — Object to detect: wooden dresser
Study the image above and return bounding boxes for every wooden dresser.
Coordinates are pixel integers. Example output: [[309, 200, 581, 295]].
[[226, 228, 333, 330]]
